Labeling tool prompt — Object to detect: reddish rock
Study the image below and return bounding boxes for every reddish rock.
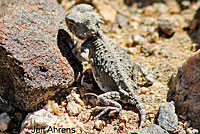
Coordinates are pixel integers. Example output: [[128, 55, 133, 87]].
[[0, 0, 76, 111], [188, 7, 200, 50], [168, 50, 200, 128]]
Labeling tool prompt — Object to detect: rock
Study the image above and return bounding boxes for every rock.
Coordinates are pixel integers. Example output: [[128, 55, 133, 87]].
[[153, 3, 169, 14], [186, 127, 199, 134], [188, 7, 200, 50], [157, 101, 178, 131], [133, 35, 145, 45], [96, 3, 117, 23], [21, 109, 58, 129], [143, 17, 156, 26], [66, 101, 82, 116], [116, 13, 129, 28], [158, 18, 176, 38], [143, 6, 157, 15], [140, 43, 155, 56], [168, 50, 200, 128], [0, 113, 11, 131], [44, 100, 65, 116], [132, 124, 169, 134], [150, 32, 159, 42], [21, 108, 83, 133], [0, 0, 76, 111], [178, 0, 192, 10], [119, 122, 125, 129], [66, 91, 84, 106], [94, 120, 104, 130], [165, 0, 180, 14], [71, 91, 84, 106]]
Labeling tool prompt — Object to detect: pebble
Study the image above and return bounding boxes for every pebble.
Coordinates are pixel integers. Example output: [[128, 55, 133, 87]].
[[133, 124, 169, 134], [140, 43, 155, 56], [143, 17, 156, 25], [0, 113, 11, 131], [71, 91, 84, 106], [120, 115, 129, 122], [66, 101, 82, 116], [119, 122, 125, 129], [97, 4, 116, 23], [77, 110, 91, 121], [45, 100, 65, 115], [178, 129, 187, 134], [151, 32, 159, 42], [131, 22, 139, 30], [140, 87, 149, 94], [116, 13, 129, 28], [186, 127, 199, 134], [143, 6, 157, 15], [153, 3, 169, 14], [181, 1, 191, 10], [94, 120, 104, 130], [133, 35, 145, 45], [165, 0, 180, 14], [21, 109, 58, 129], [157, 101, 178, 131], [158, 18, 176, 37]]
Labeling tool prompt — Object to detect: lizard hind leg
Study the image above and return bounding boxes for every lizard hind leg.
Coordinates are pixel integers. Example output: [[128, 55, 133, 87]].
[[84, 92, 122, 118]]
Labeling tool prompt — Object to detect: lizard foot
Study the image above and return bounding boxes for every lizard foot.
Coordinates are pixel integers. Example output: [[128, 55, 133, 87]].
[[132, 64, 157, 87], [94, 106, 121, 118], [84, 92, 122, 118]]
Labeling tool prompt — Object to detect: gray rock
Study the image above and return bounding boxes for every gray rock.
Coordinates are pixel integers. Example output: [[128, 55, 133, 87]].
[[158, 19, 176, 38], [0, 113, 11, 131], [157, 101, 178, 131], [132, 124, 169, 134], [168, 50, 200, 128], [116, 13, 129, 28], [0, 0, 76, 111]]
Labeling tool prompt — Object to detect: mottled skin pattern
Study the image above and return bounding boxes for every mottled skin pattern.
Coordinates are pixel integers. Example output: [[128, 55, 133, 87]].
[[65, 4, 146, 128]]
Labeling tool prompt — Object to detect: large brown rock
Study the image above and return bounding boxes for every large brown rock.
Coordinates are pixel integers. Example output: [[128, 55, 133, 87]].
[[0, 0, 76, 111], [168, 50, 200, 128], [188, 7, 200, 50]]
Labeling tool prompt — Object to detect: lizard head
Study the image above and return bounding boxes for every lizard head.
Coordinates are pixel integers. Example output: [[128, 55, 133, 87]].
[[65, 4, 104, 40]]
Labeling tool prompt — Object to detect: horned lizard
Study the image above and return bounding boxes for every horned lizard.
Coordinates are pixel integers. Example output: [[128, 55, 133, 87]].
[[65, 4, 154, 129]]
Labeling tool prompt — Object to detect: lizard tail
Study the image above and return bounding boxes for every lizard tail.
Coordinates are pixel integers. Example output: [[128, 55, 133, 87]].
[[130, 94, 146, 129]]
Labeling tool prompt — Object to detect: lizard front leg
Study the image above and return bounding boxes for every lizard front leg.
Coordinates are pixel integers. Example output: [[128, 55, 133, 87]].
[[84, 91, 122, 118], [132, 63, 157, 87]]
